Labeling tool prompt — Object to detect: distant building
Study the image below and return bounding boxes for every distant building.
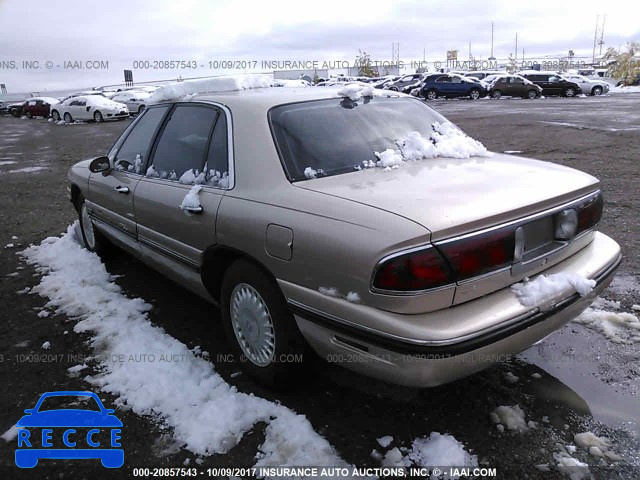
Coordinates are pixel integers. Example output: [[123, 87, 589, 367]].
[[273, 69, 329, 83]]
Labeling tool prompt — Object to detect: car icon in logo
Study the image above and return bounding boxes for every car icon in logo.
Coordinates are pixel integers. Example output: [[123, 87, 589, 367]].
[[15, 391, 123, 468]]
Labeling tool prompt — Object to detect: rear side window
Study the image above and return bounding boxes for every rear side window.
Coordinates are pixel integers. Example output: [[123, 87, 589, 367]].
[[113, 105, 169, 174], [270, 97, 447, 182], [147, 105, 218, 182]]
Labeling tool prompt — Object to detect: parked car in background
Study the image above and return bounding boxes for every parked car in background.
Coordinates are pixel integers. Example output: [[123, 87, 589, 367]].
[[111, 91, 151, 115], [461, 71, 499, 80], [51, 95, 129, 123], [420, 74, 487, 100], [22, 97, 60, 118], [384, 73, 425, 93], [486, 75, 543, 99], [67, 80, 620, 388], [519, 71, 582, 97], [6, 101, 25, 117], [372, 76, 401, 89], [561, 74, 609, 96]]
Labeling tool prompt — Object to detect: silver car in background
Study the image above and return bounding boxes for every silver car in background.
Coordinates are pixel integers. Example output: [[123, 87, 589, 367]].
[[66, 85, 621, 388]]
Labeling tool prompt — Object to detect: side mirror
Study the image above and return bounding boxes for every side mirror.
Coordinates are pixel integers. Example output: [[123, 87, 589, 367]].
[[89, 156, 111, 175]]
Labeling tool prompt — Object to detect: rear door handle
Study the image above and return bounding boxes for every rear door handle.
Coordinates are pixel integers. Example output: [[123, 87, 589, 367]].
[[182, 206, 203, 214], [114, 186, 130, 194]]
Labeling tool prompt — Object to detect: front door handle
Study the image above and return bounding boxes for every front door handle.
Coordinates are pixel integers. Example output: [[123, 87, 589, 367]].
[[114, 186, 130, 194], [182, 205, 203, 214]]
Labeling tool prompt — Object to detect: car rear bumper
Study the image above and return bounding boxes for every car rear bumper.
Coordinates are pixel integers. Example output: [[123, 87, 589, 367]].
[[287, 232, 621, 387]]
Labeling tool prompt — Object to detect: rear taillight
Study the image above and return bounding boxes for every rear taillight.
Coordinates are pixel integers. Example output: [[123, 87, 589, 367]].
[[437, 227, 516, 281], [372, 247, 453, 292], [577, 191, 603, 233]]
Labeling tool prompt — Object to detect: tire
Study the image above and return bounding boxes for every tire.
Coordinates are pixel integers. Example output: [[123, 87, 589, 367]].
[[221, 259, 308, 388], [10, 107, 20, 117], [94, 110, 104, 123], [389, 86, 399, 91], [25, 111, 33, 119], [77, 194, 108, 255], [491, 90, 502, 99], [51, 110, 60, 121], [138, 104, 145, 114], [425, 89, 437, 101], [63, 112, 73, 123], [469, 88, 480, 100], [527, 90, 538, 99], [564, 87, 576, 97], [592, 86, 603, 96]]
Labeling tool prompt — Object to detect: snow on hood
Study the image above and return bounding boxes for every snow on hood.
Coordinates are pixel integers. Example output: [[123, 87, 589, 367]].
[[148, 74, 274, 103]]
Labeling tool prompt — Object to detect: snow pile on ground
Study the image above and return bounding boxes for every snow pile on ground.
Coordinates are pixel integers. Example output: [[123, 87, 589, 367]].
[[573, 432, 620, 460], [409, 433, 478, 470], [490, 405, 530, 432], [380, 432, 477, 477], [149, 75, 274, 103], [574, 300, 640, 344], [20, 224, 347, 469], [553, 452, 590, 480], [610, 85, 640, 94], [377, 436, 393, 448], [511, 272, 595, 307]]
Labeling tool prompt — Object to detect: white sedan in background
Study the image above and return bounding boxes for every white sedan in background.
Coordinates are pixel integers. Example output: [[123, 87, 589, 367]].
[[561, 74, 610, 96], [111, 90, 151, 114], [50, 95, 129, 123]]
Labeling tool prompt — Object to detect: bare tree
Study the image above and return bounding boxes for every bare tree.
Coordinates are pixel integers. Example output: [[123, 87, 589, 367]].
[[355, 50, 378, 78]]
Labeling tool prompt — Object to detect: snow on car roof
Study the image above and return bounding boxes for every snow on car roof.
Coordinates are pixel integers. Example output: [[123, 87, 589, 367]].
[[148, 75, 275, 103], [83, 95, 126, 106]]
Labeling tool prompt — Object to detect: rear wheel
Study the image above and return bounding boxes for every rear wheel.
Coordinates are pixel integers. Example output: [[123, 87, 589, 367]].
[[425, 89, 437, 100], [94, 111, 104, 123], [491, 90, 502, 99], [469, 88, 481, 100], [527, 89, 538, 99], [77, 194, 107, 255], [592, 86, 603, 96], [564, 87, 576, 97], [221, 260, 308, 388], [63, 112, 73, 123]]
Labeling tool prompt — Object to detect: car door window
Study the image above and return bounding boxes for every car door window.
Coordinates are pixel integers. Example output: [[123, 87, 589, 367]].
[[451, 76, 462, 83], [147, 105, 218, 183], [549, 76, 561, 83], [203, 113, 229, 188], [436, 76, 451, 83], [113, 106, 169, 174]]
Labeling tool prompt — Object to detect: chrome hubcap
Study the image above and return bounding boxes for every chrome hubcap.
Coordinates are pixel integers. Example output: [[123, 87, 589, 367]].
[[230, 283, 275, 366], [81, 205, 96, 249]]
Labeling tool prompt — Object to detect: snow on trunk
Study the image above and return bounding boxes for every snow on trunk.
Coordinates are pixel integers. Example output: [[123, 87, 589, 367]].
[[20, 224, 347, 469]]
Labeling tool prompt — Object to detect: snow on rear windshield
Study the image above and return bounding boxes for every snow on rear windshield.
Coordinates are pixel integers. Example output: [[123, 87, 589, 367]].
[[269, 97, 484, 182]]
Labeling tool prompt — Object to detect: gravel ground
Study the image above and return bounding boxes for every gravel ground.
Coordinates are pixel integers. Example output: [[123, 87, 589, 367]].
[[1, 94, 639, 479]]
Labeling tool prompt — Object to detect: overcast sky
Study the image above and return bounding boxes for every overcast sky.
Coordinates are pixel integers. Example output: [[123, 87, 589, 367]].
[[0, 0, 637, 93]]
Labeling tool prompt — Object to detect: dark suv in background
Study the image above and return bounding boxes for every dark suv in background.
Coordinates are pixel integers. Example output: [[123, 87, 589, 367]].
[[420, 74, 487, 100], [519, 72, 582, 97]]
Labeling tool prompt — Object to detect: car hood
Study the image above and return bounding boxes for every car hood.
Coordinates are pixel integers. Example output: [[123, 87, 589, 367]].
[[295, 153, 599, 241], [16, 410, 123, 427]]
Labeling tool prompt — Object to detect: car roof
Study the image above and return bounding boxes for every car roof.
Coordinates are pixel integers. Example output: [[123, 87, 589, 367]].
[[189, 86, 406, 111]]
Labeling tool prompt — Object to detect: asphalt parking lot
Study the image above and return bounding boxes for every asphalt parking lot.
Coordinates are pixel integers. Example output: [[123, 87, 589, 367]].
[[1, 94, 639, 479]]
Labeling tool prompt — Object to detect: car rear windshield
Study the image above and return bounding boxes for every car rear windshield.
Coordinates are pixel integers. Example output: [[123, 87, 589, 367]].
[[269, 97, 447, 182]]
